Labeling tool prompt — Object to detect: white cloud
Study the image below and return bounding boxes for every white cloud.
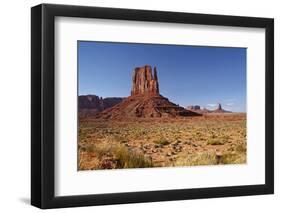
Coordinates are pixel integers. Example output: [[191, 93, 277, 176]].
[[226, 102, 235, 106], [207, 103, 217, 107]]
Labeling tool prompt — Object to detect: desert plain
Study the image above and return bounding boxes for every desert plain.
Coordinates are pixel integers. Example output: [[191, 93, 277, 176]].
[[78, 113, 246, 170]]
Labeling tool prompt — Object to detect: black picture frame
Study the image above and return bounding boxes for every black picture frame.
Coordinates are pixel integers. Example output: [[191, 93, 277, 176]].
[[31, 3, 274, 209]]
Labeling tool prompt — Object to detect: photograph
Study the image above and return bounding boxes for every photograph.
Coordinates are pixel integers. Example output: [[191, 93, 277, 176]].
[[77, 41, 247, 170], [30, 3, 274, 209]]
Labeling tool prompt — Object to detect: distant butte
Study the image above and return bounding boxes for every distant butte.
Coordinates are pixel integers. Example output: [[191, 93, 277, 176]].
[[94, 65, 201, 119], [186, 103, 231, 114], [212, 103, 231, 113], [78, 95, 124, 118]]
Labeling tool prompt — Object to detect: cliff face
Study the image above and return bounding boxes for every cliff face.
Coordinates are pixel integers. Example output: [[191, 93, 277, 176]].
[[79, 95, 103, 111], [131, 65, 159, 96], [187, 105, 201, 110], [94, 65, 201, 119], [78, 95, 124, 118]]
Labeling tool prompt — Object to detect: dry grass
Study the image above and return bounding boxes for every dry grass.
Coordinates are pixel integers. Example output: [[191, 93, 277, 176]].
[[153, 138, 170, 146], [173, 151, 218, 166], [79, 143, 153, 170], [78, 113, 246, 170], [173, 141, 246, 167]]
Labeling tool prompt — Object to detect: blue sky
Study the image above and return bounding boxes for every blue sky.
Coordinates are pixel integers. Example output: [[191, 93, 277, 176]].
[[78, 41, 246, 112]]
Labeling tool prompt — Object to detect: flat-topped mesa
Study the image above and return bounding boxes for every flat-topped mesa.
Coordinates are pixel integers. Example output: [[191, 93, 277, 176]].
[[131, 65, 160, 96]]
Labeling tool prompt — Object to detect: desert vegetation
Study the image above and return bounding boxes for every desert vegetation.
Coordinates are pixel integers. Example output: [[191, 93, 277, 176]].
[[78, 113, 246, 170]]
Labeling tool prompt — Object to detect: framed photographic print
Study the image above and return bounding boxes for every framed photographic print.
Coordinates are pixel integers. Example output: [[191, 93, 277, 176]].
[[31, 3, 274, 209]]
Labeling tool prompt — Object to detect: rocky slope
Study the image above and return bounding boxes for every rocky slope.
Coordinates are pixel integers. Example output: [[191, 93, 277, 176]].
[[94, 65, 200, 119]]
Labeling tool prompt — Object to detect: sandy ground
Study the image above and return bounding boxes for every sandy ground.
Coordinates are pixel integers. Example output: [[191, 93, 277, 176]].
[[78, 113, 246, 170]]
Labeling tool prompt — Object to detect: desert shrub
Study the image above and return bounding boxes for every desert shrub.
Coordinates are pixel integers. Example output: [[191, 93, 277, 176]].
[[82, 144, 111, 158], [235, 143, 247, 152], [207, 138, 225, 145], [154, 138, 170, 146], [222, 143, 246, 164], [174, 148, 246, 167], [174, 151, 218, 166], [207, 134, 230, 145], [113, 135, 128, 143], [114, 146, 153, 168], [81, 143, 153, 169], [221, 152, 246, 164]]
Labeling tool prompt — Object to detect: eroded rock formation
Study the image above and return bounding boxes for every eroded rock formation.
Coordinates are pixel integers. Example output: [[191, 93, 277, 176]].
[[186, 103, 231, 114], [213, 103, 231, 113], [187, 105, 201, 110], [131, 65, 159, 96], [78, 95, 124, 118], [94, 65, 201, 119]]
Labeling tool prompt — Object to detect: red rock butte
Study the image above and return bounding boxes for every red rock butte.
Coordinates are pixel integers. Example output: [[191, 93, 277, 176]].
[[94, 65, 201, 119], [131, 65, 159, 96]]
